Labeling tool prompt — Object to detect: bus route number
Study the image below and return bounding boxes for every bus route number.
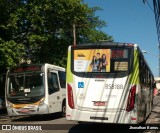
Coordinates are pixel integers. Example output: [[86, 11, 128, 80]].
[[105, 84, 123, 89], [112, 50, 124, 58]]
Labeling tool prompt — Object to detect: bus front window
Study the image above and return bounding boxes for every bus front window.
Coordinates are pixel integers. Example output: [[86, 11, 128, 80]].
[[8, 73, 44, 98]]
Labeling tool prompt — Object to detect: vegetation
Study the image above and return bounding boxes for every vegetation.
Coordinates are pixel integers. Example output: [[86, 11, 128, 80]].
[[0, 0, 113, 74]]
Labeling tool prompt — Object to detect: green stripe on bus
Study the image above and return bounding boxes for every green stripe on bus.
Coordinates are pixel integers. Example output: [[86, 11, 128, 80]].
[[129, 50, 140, 84], [66, 50, 73, 83]]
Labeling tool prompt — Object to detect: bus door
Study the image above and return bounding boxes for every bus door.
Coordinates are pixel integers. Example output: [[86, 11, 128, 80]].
[[47, 70, 61, 113]]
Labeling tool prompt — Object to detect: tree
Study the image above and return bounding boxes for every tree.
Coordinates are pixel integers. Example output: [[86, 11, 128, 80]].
[[0, 0, 25, 74], [0, 0, 113, 74]]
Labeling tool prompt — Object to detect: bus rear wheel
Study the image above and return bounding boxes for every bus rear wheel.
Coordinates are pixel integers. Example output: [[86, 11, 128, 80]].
[[61, 102, 66, 117]]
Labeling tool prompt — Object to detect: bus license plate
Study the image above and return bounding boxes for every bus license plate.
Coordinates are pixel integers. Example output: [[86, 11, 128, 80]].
[[20, 109, 30, 113], [92, 101, 107, 106]]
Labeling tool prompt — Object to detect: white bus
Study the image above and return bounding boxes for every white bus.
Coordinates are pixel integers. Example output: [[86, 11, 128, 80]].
[[5, 63, 66, 116], [66, 42, 155, 124]]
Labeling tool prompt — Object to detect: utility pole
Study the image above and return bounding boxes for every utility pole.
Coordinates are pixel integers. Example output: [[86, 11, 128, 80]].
[[159, 44, 160, 76], [73, 24, 76, 45]]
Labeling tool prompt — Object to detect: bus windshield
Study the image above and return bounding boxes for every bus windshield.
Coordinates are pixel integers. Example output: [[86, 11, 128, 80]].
[[72, 47, 133, 77], [8, 72, 45, 98]]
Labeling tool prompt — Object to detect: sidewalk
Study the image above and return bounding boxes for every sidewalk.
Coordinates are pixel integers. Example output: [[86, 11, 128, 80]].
[[146, 93, 160, 124]]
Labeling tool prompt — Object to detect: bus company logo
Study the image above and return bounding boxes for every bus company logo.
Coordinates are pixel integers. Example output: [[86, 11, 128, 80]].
[[78, 82, 84, 88], [77, 53, 85, 57]]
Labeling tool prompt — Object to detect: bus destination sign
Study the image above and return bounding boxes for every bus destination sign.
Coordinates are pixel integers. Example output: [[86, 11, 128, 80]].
[[11, 66, 41, 73], [111, 50, 128, 58]]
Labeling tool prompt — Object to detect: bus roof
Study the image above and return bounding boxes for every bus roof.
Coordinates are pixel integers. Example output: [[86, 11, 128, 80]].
[[70, 42, 154, 77], [45, 63, 65, 71], [73, 42, 138, 48]]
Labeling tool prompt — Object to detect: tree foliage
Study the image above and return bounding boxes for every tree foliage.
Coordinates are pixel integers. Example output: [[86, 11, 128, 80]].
[[0, 0, 113, 74]]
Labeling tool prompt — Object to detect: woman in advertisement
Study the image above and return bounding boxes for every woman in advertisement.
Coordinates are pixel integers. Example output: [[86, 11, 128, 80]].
[[101, 54, 108, 72], [90, 56, 97, 72]]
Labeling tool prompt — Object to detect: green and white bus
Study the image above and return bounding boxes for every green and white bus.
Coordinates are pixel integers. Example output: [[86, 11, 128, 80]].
[[5, 63, 66, 116], [66, 42, 155, 124]]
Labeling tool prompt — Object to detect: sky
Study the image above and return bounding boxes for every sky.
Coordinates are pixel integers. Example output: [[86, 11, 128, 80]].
[[84, 0, 159, 77]]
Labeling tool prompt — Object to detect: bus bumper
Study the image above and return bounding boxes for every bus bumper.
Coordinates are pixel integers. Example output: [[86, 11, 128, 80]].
[[66, 108, 139, 124], [7, 104, 49, 116]]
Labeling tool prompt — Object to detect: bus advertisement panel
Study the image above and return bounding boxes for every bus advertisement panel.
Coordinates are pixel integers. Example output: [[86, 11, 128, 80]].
[[74, 49, 111, 72]]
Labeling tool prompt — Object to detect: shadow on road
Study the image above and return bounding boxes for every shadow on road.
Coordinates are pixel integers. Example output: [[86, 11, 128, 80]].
[[68, 123, 143, 133], [10, 113, 64, 122]]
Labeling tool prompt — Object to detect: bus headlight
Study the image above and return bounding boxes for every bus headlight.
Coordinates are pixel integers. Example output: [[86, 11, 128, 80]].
[[7, 101, 13, 107], [39, 98, 45, 106]]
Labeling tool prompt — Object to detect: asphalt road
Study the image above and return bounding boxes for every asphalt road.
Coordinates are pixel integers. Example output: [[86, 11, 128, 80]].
[[1, 102, 160, 133], [0, 109, 145, 133]]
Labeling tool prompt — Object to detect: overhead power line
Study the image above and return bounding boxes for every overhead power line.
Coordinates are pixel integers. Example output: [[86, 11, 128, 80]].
[[143, 0, 154, 12], [152, 0, 160, 44], [151, 0, 160, 76]]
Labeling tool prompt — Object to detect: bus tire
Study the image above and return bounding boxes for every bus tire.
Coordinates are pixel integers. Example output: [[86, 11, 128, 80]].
[[61, 100, 66, 117]]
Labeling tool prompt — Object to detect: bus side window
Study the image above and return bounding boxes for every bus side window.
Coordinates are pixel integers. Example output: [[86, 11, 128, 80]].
[[48, 72, 59, 95], [58, 71, 66, 88], [139, 56, 144, 84]]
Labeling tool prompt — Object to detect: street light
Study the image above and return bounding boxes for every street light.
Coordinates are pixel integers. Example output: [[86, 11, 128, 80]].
[[142, 50, 159, 58], [142, 50, 160, 76]]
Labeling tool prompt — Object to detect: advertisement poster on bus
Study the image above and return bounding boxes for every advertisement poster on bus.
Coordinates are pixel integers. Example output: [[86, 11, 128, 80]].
[[74, 49, 111, 72]]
